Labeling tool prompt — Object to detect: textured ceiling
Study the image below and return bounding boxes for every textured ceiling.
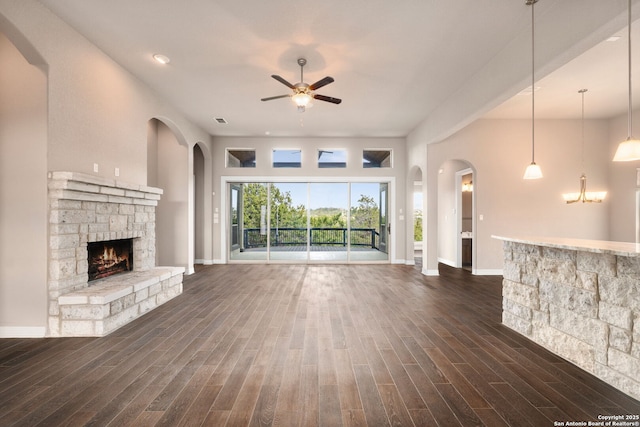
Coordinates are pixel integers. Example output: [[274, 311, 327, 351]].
[[37, 0, 640, 139]]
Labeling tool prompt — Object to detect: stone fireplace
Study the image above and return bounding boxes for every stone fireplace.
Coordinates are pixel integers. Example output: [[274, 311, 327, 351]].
[[48, 171, 184, 337]]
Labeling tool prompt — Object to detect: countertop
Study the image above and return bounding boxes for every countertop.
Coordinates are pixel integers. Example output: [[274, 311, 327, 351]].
[[492, 235, 640, 257]]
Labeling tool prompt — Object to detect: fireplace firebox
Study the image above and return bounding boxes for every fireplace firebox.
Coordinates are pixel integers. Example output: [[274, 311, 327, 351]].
[[87, 239, 133, 282]]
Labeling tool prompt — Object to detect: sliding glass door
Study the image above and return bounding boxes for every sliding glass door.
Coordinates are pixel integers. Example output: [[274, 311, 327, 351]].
[[309, 182, 348, 261], [229, 183, 268, 261], [228, 181, 389, 263], [269, 183, 308, 261], [350, 182, 389, 261]]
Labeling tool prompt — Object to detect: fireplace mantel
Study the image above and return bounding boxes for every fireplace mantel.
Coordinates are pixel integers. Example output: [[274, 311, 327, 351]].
[[47, 171, 183, 337]]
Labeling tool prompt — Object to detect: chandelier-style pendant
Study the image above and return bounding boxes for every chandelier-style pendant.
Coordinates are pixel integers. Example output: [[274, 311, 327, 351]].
[[563, 174, 606, 204]]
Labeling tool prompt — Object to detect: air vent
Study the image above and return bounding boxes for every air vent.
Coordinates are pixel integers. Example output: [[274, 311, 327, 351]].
[[214, 117, 228, 124]]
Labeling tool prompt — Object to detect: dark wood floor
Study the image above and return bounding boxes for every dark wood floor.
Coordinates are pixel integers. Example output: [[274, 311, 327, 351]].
[[1, 263, 639, 426]]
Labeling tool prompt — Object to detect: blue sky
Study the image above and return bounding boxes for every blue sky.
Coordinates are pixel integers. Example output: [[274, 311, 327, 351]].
[[273, 182, 381, 209]]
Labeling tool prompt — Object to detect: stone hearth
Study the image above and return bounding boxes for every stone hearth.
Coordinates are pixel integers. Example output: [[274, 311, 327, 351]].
[[48, 171, 184, 337]]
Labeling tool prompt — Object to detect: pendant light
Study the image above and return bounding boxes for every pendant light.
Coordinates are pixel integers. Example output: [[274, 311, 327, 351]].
[[613, 0, 640, 161], [562, 89, 607, 203], [523, 0, 543, 179]]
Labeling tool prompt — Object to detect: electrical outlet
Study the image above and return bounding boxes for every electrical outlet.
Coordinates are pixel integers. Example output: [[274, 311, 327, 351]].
[[93, 163, 99, 173], [115, 167, 120, 177]]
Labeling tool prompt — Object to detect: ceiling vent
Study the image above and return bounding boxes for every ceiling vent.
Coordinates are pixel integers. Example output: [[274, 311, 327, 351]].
[[214, 117, 228, 124]]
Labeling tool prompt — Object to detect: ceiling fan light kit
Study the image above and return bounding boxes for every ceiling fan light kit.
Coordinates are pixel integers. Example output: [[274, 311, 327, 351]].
[[261, 58, 342, 113]]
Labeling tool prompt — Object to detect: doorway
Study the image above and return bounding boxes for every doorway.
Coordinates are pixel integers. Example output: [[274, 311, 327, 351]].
[[456, 168, 474, 271]]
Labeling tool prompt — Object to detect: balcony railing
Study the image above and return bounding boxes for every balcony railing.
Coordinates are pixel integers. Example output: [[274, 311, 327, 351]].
[[243, 227, 379, 250]]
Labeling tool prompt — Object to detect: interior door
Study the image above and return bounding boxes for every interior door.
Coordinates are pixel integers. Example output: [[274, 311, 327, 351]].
[[379, 183, 389, 254]]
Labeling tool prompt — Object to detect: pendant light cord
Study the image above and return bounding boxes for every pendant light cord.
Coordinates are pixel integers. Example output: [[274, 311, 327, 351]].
[[580, 89, 587, 172], [530, 0, 536, 163], [628, 0, 633, 139]]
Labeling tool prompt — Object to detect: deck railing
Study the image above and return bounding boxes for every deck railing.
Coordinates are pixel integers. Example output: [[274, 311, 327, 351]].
[[243, 227, 379, 249]]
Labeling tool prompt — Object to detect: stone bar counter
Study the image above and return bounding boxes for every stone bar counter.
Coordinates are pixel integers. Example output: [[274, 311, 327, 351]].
[[493, 235, 640, 400]]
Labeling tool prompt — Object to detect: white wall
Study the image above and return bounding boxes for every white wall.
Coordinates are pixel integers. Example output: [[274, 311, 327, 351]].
[[211, 136, 407, 264], [422, 117, 611, 274], [0, 31, 47, 336]]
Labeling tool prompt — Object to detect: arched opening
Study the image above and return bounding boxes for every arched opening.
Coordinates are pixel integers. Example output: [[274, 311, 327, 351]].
[[0, 30, 48, 336], [147, 118, 190, 272], [194, 143, 205, 263]]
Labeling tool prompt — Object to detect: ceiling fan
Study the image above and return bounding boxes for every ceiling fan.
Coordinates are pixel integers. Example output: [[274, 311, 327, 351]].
[[261, 58, 342, 112]]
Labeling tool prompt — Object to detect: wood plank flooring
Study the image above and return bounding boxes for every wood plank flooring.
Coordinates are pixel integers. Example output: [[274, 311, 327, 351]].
[[1, 263, 639, 426]]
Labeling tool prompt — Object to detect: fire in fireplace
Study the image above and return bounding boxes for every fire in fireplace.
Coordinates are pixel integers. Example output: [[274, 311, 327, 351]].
[[87, 239, 133, 282]]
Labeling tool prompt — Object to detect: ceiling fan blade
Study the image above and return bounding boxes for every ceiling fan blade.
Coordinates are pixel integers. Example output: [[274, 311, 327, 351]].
[[308, 76, 334, 91], [261, 94, 290, 102], [313, 94, 342, 104], [271, 75, 295, 89]]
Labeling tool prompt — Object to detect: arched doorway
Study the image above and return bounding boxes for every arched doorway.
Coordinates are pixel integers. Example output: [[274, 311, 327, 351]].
[[410, 167, 424, 269], [147, 118, 191, 272], [194, 144, 205, 264], [193, 142, 214, 265]]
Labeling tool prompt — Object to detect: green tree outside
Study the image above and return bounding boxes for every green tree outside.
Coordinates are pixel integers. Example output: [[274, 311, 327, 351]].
[[240, 183, 384, 246], [414, 209, 423, 241]]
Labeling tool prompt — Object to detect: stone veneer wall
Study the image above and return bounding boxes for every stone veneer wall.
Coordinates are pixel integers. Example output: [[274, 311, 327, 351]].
[[47, 171, 183, 337], [502, 240, 640, 400]]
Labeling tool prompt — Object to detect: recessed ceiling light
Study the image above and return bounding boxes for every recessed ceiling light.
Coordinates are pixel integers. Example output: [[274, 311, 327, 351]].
[[153, 54, 170, 65], [606, 36, 621, 42], [214, 117, 228, 124]]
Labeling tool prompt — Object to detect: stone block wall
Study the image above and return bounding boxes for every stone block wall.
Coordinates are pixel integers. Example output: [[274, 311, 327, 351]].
[[502, 240, 640, 400], [58, 267, 183, 336], [47, 171, 183, 337]]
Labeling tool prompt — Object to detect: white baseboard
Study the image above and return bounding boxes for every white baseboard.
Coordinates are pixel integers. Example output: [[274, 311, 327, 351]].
[[473, 269, 503, 276], [437, 257, 456, 268], [0, 326, 46, 338], [422, 268, 439, 276], [194, 259, 214, 265], [405, 259, 415, 266]]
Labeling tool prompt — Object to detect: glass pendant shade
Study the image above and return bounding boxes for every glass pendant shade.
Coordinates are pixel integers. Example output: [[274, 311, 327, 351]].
[[523, 162, 543, 179], [613, 137, 640, 161], [292, 92, 312, 107]]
